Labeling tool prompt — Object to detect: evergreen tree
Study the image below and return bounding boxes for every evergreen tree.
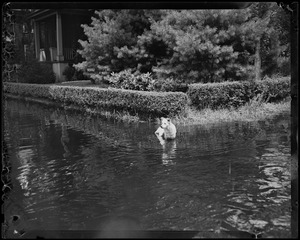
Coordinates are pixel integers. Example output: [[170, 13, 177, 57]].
[[144, 9, 258, 82], [75, 6, 290, 85], [74, 10, 165, 75]]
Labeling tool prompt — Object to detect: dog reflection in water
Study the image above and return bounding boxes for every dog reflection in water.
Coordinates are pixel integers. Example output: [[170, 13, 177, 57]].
[[155, 117, 177, 165]]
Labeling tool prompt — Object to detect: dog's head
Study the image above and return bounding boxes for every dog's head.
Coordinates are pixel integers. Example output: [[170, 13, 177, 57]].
[[160, 117, 171, 129]]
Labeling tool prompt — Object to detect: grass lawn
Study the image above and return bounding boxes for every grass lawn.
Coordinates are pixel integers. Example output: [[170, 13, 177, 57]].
[[57, 80, 110, 88], [173, 98, 290, 126]]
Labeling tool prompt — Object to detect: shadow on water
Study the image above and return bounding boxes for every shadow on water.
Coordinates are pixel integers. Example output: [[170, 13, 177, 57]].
[[3, 97, 291, 238]]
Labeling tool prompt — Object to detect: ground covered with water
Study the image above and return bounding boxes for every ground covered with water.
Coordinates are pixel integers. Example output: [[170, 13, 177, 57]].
[[3, 97, 291, 238]]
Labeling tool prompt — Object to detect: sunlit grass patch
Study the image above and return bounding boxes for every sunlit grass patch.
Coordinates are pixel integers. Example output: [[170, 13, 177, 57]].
[[58, 80, 110, 88], [173, 98, 290, 126]]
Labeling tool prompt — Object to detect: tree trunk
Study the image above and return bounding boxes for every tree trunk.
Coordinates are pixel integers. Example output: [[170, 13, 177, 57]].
[[255, 37, 261, 80]]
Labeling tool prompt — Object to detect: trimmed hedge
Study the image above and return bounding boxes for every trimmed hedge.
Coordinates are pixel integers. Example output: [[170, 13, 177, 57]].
[[3, 82, 188, 117], [187, 77, 290, 110]]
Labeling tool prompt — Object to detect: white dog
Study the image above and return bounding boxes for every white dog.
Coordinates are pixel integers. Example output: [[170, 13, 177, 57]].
[[155, 117, 177, 141], [155, 117, 177, 165]]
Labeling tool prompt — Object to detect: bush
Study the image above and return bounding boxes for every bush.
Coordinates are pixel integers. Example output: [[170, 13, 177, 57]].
[[73, 70, 89, 81], [187, 77, 290, 110], [107, 70, 156, 91], [3, 82, 188, 118], [107, 71, 189, 93], [256, 76, 291, 102], [153, 77, 188, 92], [62, 66, 75, 81], [73, 62, 111, 84], [16, 59, 56, 84], [63, 65, 89, 81]]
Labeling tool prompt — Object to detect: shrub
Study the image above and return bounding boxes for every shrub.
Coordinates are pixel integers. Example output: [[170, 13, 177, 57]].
[[62, 65, 75, 81], [3, 82, 188, 118], [107, 70, 156, 91], [16, 59, 56, 84], [73, 70, 89, 81], [153, 77, 188, 92], [107, 71, 189, 93], [74, 62, 111, 84], [63, 65, 89, 81], [107, 69, 134, 89], [187, 81, 246, 109], [256, 76, 290, 102], [133, 73, 157, 91], [187, 77, 290, 110]]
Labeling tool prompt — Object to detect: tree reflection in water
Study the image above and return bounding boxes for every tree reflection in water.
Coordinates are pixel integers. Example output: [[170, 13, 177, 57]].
[[3, 97, 291, 237]]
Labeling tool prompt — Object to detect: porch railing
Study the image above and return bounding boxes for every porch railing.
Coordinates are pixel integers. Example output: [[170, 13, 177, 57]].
[[44, 47, 77, 61], [63, 48, 77, 61]]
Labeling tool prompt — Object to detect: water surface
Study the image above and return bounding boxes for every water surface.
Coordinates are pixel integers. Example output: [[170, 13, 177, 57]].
[[3, 97, 291, 238]]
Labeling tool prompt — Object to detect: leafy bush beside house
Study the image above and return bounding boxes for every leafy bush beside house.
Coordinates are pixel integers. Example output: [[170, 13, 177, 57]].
[[107, 70, 156, 91], [16, 59, 56, 84], [62, 65, 76, 81], [63, 65, 89, 81], [106, 69, 189, 92]]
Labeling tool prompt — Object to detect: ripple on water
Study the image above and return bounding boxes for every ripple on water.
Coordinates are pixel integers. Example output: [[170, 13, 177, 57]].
[[3, 98, 291, 236]]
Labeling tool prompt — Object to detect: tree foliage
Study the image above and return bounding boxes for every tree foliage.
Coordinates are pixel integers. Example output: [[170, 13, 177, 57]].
[[75, 10, 164, 74], [244, 2, 291, 78], [75, 4, 290, 85], [146, 9, 255, 82]]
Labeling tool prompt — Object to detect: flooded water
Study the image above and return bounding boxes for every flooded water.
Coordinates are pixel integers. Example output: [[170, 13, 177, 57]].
[[3, 97, 291, 238]]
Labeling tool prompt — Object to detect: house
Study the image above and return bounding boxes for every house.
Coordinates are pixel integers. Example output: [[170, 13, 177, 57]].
[[26, 9, 93, 82]]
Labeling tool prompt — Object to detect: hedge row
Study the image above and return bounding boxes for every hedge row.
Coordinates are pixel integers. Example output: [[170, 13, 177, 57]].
[[187, 77, 290, 110], [3, 82, 188, 117]]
